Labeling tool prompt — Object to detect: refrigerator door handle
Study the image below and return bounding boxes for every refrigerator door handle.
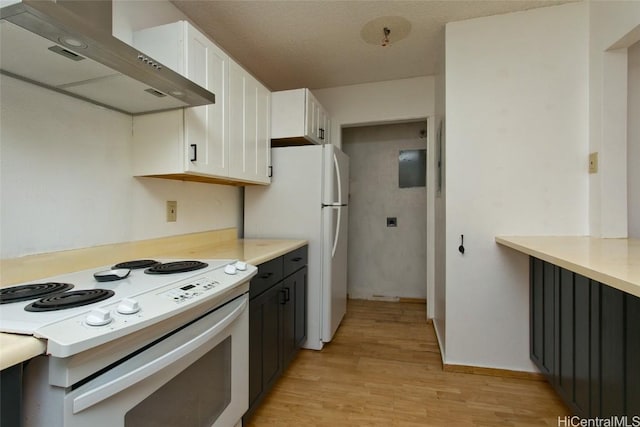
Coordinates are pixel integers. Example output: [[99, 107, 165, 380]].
[[332, 206, 341, 258], [333, 153, 342, 205]]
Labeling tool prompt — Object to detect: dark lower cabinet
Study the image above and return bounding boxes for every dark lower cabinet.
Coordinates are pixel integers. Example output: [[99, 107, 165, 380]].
[[530, 257, 640, 418], [244, 246, 308, 422], [281, 267, 307, 370], [600, 285, 625, 416], [627, 295, 640, 415], [248, 281, 284, 411], [0, 363, 22, 427]]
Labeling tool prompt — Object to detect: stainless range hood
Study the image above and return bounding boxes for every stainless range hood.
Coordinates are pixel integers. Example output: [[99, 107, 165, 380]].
[[0, 0, 215, 115]]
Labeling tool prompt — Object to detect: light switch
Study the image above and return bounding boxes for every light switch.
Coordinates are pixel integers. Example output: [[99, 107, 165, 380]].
[[589, 152, 598, 174]]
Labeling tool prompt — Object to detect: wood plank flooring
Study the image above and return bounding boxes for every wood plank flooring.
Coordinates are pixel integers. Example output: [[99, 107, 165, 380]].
[[246, 299, 569, 426]]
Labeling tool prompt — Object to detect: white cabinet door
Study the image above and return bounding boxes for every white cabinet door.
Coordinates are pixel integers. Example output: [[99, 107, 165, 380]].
[[228, 60, 271, 184], [271, 88, 329, 145], [255, 82, 271, 183], [305, 91, 319, 144], [182, 23, 227, 177], [317, 105, 328, 144], [132, 21, 230, 180], [132, 21, 269, 186]]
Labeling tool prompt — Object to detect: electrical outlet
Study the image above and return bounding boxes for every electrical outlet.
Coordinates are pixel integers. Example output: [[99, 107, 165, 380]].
[[589, 152, 598, 174], [166, 201, 177, 222]]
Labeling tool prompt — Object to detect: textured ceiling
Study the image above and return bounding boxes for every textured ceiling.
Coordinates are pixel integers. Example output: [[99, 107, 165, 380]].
[[171, 0, 574, 91]]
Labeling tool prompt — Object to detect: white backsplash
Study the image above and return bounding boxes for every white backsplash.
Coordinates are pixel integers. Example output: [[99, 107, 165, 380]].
[[0, 75, 240, 259]]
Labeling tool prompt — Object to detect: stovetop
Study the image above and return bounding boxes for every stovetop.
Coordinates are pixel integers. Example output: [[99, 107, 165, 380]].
[[0, 259, 257, 357]]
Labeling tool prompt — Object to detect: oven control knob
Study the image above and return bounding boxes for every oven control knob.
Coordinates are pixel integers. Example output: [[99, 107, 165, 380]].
[[235, 261, 247, 271], [86, 308, 112, 326], [117, 298, 140, 315], [224, 264, 237, 275]]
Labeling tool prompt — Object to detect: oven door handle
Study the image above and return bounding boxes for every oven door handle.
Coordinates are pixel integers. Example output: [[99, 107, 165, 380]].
[[72, 296, 247, 414]]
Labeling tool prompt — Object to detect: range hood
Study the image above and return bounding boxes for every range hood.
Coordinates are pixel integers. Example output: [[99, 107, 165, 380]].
[[0, 0, 215, 115]]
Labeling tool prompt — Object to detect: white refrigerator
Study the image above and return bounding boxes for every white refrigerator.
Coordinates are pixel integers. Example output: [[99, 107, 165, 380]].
[[244, 144, 349, 350]]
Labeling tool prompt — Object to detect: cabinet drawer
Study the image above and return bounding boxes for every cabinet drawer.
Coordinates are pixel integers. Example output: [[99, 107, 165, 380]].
[[250, 257, 283, 299], [283, 246, 307, 277]]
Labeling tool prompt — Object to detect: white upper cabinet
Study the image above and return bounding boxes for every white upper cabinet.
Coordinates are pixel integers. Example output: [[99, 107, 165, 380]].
[[271, 88, 330, 145], [131, 21, 270, 185], [228, 59, 271, 184]]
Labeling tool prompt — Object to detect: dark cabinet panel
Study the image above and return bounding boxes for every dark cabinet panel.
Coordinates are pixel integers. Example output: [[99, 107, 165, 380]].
[[625, 293, 640, 416], [530, 256, 639, 418], [0, 364, 22, 427], [261, 283, 283, 392], [530, 258, 555, 377], [281, 275, 296, 370], [573, 274, 590, 417], [282, 267, 308, 370], [283, 246, 308, 278], [246, 277, 283, 421], [250, 257, 284, 299], [531, 257, 545, 372], [248, 299, 264, 407], [294, 268, 308, 349], [590, 280, 601, 418], [556, 268, 574, 406], [600, 285, 625, 417], [542, 262, 555, 376]]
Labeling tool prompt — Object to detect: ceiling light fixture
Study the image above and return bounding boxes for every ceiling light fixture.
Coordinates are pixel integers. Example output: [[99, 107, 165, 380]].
[[382, 27, 391, 47], [360, 16, 411, 48]]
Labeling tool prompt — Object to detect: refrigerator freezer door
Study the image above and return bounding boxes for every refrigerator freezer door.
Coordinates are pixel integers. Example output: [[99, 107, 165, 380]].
[[321, 205, 348, 342], [323, 145, 350, 206]]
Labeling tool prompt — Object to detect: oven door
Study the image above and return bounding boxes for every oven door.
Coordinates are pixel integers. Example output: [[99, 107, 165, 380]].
[[58, 294, 248, 427]]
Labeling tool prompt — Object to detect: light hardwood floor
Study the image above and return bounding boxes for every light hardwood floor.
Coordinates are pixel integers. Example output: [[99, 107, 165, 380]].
[[246, 299, 569, 426]]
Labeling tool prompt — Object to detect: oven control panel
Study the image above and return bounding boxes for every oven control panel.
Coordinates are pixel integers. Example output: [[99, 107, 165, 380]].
[[159, 278, 221, 304]]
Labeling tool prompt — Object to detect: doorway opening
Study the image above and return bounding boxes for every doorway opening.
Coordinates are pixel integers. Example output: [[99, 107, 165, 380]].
[[341, 120, 432, 314]]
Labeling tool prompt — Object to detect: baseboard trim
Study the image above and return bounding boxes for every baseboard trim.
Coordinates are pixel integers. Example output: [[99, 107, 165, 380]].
[[442, 364, 545, 381], [398, 297, 427, 304]]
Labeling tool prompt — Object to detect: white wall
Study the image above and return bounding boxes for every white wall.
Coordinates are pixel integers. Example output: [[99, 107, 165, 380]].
[[342, 122, 427, 300], [629, 41, 640, 238], [445, 2, 589, 371], [0, 76, 240, 259], [313, 76, 434, 149], [588, 1, 640, 238]]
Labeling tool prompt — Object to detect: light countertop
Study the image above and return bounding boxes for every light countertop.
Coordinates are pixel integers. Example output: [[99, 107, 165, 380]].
[[0, 228, 307, 370], [495, 236, 640, 298]]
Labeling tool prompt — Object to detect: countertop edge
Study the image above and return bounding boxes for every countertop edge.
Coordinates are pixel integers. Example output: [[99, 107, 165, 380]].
[[495, 236, 640, 299], [242, 239, 307, 265], [0, 335, 46, 371]]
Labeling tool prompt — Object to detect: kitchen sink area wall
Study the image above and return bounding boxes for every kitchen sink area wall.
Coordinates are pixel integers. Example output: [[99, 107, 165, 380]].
[[0, 0, 241, 259], [342, 122, 427, 301]]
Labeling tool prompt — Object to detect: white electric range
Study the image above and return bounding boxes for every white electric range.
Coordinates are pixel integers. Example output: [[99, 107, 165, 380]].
[[0, 258, 257, 427]]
